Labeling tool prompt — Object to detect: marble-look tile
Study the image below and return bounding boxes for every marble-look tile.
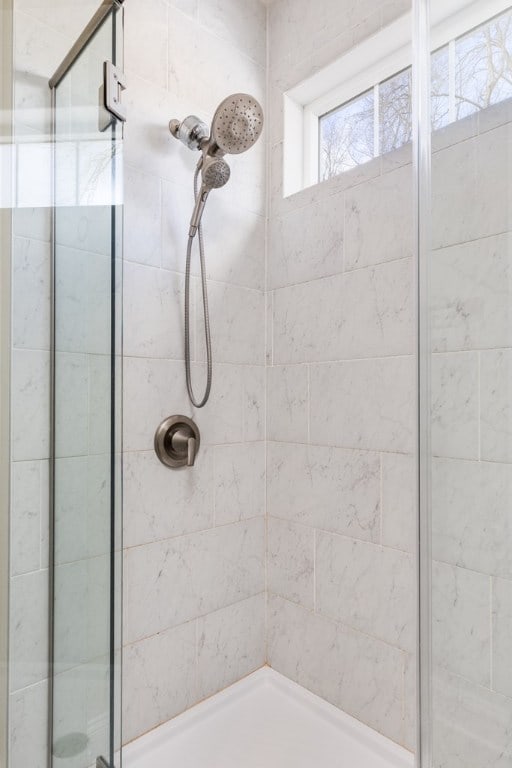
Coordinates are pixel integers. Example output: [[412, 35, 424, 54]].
[[84, 252, 112, 356], [474, 122, 512, 240], [492, 577, 512, 699], [124, 518, 265, 644], [163, 187, 265, 288], [432, 137, 478, 249], [202, 202, 266, 291], [403, 652, 417, 752], [168, 7, 265, 124], [309, 357, 415, 453], [266, 292, 273, 364], [344, 164, 413, 270], [13, 206, 51, 244], [267, 442, 380, 542], [55, 352, 88, 459], [54, 455, 110, 565], [9, 680, 48, 768], [316, 532, 415, 652], [431, 352, 479, 460], [432, 668, 512, 768], [53, 560, 89, 672], [267, 365, 308, 443], [11, 349, 50, 461], [273, 258, 413, 364], [267, 595, 406, 745], [269, 84, 285, 147], [15, 1, 98, 41], [124, 165, 162, 267], [125, 0, 168, 89], [268, 192, 344, 289], [430, 233, 512, 353], [55, 205, 111, 257], [481, 349, 512, 463], [196, 281, 265, 365], [431, 111, 478, 153], [9, 569, 48, 692], [54, 246, 107, 355], [432, 560, 490, 686], [214, 442, 265, 525], [169, 0, 197, 17], [197, 593, 266, 699], [381, 452, 416, 553], [13, 9, 69, 88], [160, 178, 195, 274], [267, 517, 314, 608], [123, 262, 185, 359], [10, 460, 45, 576], [123, 621, 196, 743], [12, 237, 51, 350], [432, 457, 512, 579], [123, 74, 180, 184], [242, 365, 266, 442], [124, 449, 214, 548], [197, 0, 266, 65], [123, 357, 247, 451], [88, 354, 111, 456], [478, 97, 512, 134], [379, 141, 413, 174], [268, 0, 380, 91]]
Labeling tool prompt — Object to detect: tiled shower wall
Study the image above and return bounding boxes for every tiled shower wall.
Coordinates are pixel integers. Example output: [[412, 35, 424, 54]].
[[121, 0, 267, 744], [265, 0, 416, 750]]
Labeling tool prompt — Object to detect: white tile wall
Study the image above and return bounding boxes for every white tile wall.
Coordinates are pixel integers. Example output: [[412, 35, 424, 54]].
[[268, 595, 408, 746], [266, 442, 381, 542], [122, 10, 267, 736], [266, 0, 416, 750]]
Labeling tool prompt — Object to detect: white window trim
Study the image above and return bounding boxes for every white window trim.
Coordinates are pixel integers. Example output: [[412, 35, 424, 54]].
[[283, 0, 512, 197]]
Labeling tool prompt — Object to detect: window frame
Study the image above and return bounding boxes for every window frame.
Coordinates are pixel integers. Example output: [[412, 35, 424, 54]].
[[284, 0, 512, 196]]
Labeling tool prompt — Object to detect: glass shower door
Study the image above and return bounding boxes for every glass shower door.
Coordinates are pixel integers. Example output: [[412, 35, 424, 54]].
[[51, 5, 123, 767], [421, 1, 512, 765]]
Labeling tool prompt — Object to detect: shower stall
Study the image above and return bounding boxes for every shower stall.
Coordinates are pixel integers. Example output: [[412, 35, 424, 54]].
[[1, 0, 512, 767]]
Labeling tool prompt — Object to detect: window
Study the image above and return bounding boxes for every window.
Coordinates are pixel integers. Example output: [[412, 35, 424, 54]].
[[319, 7, 512, 182], [319, 90, 374, 180], [284, 0, 512, 196]]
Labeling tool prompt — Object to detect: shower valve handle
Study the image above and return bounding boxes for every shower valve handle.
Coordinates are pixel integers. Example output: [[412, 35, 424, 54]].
[[154, 415, 200, 469], [171, 429, 197, 467]]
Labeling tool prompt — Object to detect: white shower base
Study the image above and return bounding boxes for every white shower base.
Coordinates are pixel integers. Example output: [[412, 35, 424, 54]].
[[123, 667, 414, 768]]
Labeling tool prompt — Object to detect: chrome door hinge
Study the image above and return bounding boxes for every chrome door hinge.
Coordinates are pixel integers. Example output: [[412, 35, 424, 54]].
[[99, 61, 127, 132]]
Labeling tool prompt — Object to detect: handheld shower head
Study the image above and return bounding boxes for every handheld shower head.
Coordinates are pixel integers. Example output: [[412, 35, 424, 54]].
[[210, 93, 264, 155], [189, 156, 231, 236], [202, 155, 231, 189], [168, 94, 264, 409]]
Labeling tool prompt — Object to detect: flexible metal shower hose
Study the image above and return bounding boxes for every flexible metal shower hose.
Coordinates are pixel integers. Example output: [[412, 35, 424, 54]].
[[184, 161, 213, 408]]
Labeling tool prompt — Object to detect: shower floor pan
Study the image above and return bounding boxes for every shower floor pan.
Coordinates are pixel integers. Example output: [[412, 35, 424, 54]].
[[123, 667, 414, 768]]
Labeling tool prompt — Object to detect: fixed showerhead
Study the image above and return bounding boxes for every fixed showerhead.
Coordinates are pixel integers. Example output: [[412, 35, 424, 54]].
[[210, 93, 264, 155]]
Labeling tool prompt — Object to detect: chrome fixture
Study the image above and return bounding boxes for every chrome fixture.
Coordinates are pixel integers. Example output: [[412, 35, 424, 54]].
[[154, 415, 200, 469], [168, 94, 264, 408]]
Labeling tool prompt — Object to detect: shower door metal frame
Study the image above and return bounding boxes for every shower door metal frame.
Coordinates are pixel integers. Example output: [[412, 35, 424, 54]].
[[0, 0, 13, 764], [48, 2, 125, 766], [414, 0, 432, 765]]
